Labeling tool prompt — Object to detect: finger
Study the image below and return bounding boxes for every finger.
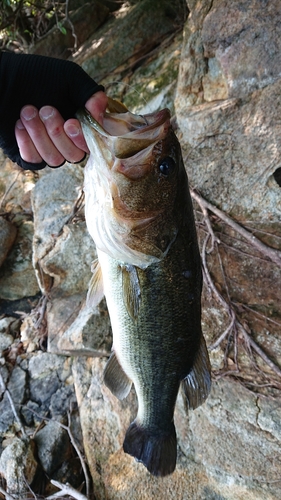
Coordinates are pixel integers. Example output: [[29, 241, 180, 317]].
[[21, 105, 65, 167], [85, 91, 108, 125], [39, 106, 86, 164], [15, 119, 42, 163], [64, 119, 89, 154]]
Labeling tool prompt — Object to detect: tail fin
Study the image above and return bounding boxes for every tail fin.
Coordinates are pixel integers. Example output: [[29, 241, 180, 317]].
[[123, 421, 177, 477]]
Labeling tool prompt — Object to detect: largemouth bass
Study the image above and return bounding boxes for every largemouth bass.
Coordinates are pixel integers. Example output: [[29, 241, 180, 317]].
[[78, 98, 211, 477]]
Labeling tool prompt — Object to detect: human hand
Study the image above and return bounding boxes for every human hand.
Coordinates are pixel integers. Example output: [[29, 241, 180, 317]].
[[15, 91, 108, 167]]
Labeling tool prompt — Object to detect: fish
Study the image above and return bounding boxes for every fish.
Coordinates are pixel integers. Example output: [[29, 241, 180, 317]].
[[77, 97, 211, 477]]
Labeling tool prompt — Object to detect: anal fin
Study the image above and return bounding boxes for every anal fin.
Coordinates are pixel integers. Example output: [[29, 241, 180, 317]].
[[103, 352, 132, 400], [181, 335, 211, 410]]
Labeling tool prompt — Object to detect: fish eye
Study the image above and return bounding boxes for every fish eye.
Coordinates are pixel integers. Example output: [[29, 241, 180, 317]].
[[159, 157, 176, 177]]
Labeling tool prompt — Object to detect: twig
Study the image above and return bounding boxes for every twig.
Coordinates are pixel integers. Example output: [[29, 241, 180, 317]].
[[0, 172, 20, 209], [239, 323, 281, 378], [209, 308, 236, 350], [48, 480, 87, 500], [0, 485, 16, 500], [66, 411, 91, 499], [200, 229, 281, 378], [35, 294, 48, 329], [192, 190, 220, 252], [191, 189, 281, 267], [233, 302, 281, 327], [65, 0, 78, 52], [22, 407, 91, 498], [0, 372, 27, 439]]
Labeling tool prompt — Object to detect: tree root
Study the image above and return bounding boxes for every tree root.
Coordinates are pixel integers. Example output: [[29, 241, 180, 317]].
[[191, 189, 281, 388]]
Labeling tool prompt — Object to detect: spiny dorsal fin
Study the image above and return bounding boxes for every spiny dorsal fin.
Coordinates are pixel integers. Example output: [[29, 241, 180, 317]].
[[86, 259, 104, 308], [181, 335, 211, 410], [107, 97, 128, 114], [103, 351, 132, 400], [121, 265, 141, 320]]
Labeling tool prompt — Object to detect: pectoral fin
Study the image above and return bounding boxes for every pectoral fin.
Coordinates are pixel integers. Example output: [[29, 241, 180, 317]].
[[181, 336, 211, 410], [86, 259, 104, 308], [103, 352, 132, 400], [122, 265, 141, 320]]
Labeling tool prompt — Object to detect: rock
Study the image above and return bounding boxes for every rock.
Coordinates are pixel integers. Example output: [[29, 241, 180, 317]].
[[201, 0, 281, 98], [28, 351, 73, 417], [0, 316, 18, 351], [0, 217, 39, 301], [40, 222, 96, 296], [21, 400, 41, 426], [34, 420, 72, 476], [31, 164, 108, 356], [74, 0, 186, 82], [30, 1, 109, 59], [72, 357, 281, 500], [31, 165, 86, 291], [20, 315, 40, 353], [0, 217, 17, 268], [48, 294, 112, 356], [0, 438, 38, 497], [175, 1, 281, 219], [116, 32, 183, 117], [0, 366, 26, 433], [0, 158, 36, 214]]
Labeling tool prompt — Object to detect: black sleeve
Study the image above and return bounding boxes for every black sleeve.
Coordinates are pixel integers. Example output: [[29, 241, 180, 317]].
[[0, 52, 104, 170]]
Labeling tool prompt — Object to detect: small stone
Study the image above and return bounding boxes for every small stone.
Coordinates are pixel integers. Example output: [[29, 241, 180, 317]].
[[0, 437, 38, 497], [20, 315, 40, 352], [0, 366, 26, 433], [21, 400, 40, 427], [49, 384, 76, 418], [0, 332, 14, 351], [34, 420, 72, 476]]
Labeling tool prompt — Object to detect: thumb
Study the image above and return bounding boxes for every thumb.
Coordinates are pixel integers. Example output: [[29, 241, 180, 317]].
[[85, 91, 108, 125]]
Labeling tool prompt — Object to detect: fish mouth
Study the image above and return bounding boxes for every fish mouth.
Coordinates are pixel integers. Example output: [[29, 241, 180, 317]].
[[79, 102, 171, 160]]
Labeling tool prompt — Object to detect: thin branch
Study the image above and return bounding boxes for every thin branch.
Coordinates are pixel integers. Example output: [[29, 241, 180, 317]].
[[66, 411, 91, 499], [0, 172, 20, 209], [0, 485, 16, 500], [0, 372, 27, 439], [22, 407, 91, 498], [35, 294, 48, 329], [233, 302, 281, 327], [191, 189, 281, 267], [209, 308, 236, 350], [200, 226, 281, 379], [48, 480, 87, 500], [239, 323, 281, 378], [65, 0, 77, 52]]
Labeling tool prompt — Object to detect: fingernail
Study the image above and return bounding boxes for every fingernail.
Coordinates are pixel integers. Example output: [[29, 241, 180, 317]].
[[40, 106, 55, 120], [65, 124, 80, 137], [16, 119, 25, 130], [21, 106, 37, 121]]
